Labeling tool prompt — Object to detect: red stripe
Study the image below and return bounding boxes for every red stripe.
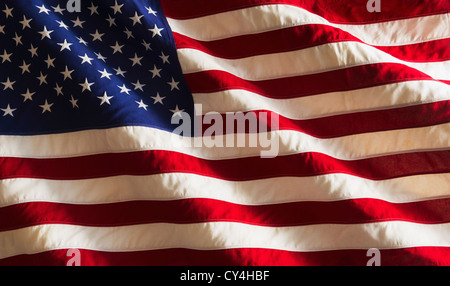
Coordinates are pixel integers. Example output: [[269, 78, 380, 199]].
[[161, 0, 450, 23], [184, 64, 446, 99], [2, 198, 449, 231], [201, 100, 450, 138], [174, 28, 450, 62], [376, 39, 450, 63], [2, 247, 450, 265], [1, 149, 450, 181]]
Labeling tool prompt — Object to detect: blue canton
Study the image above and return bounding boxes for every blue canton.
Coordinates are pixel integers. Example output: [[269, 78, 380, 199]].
[[0, 0, 194, 135]]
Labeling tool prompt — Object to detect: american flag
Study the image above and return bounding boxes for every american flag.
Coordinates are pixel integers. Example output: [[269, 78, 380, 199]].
[[0, 0, 449, 266]]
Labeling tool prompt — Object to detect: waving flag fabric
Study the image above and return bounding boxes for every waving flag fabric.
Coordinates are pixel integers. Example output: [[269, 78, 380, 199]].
[[0, 0, 449, 266]]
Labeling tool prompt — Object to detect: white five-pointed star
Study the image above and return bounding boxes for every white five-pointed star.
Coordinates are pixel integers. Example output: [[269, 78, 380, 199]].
[[19, 60, 31, 74], [56, 20, 69, 30], [168, 77, 180, 91], [79, 53, 94, 65], [1, 105, 16, 117], [123, 27, 134, 39], [151, 93, 165, 105], [69, 96, 79, 109], [19, 15, 32, 30], [12, 33, 22, 46], [117, 84, 131, 94], [37, 72, 48, 85], [38, 26, 53, 40], [90, 29, 105, 42], [146, 6, 157, 16], [87, 3, 99, 15], [106, 14, 117, 27], [52, 4, 66, 14], [72, 17, 85, 28], [98, 92, 113, 106], [98, 68, 112, 79], [170, 105, 184, 118], [149, 65, 162, 78], [111, 0, 123, 14], [0, 49, 12, 63], [79, 78, 94, 92], [0, 25, 5, 34], [142, 40, 152, 51], [149, 24, 164, 38], [129, 53, 143, 66], [44, 55, 56, 68], [61, 66, 74, 80], [54, 83, 63, 96], [28, 44, 38, 57], [114, 67, 127, 77], [136, 100, 148, 110], [39, 100, 53, 113], [130, 12, 144, 26], [58, 39, 73, 51], [76, 36, 88, 46], [95, 52, 107, 62], [3, 4, 13, 18], [36, 4, 50, 14], [159, 52, 170, 64], [110, 41, 124, 54], [132, 80, 146, 91], [1, 77, 15, 90], [21, 89, 35, 102]]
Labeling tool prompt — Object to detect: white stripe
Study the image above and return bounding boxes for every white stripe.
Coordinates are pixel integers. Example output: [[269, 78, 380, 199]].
[[167, 5, 449, 45], [2, 221, 450, 259], [194, 80, 450, 119], [1, 123, 450, 160], [177, 44, 450, 81], [1, 172, 450, 207]]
